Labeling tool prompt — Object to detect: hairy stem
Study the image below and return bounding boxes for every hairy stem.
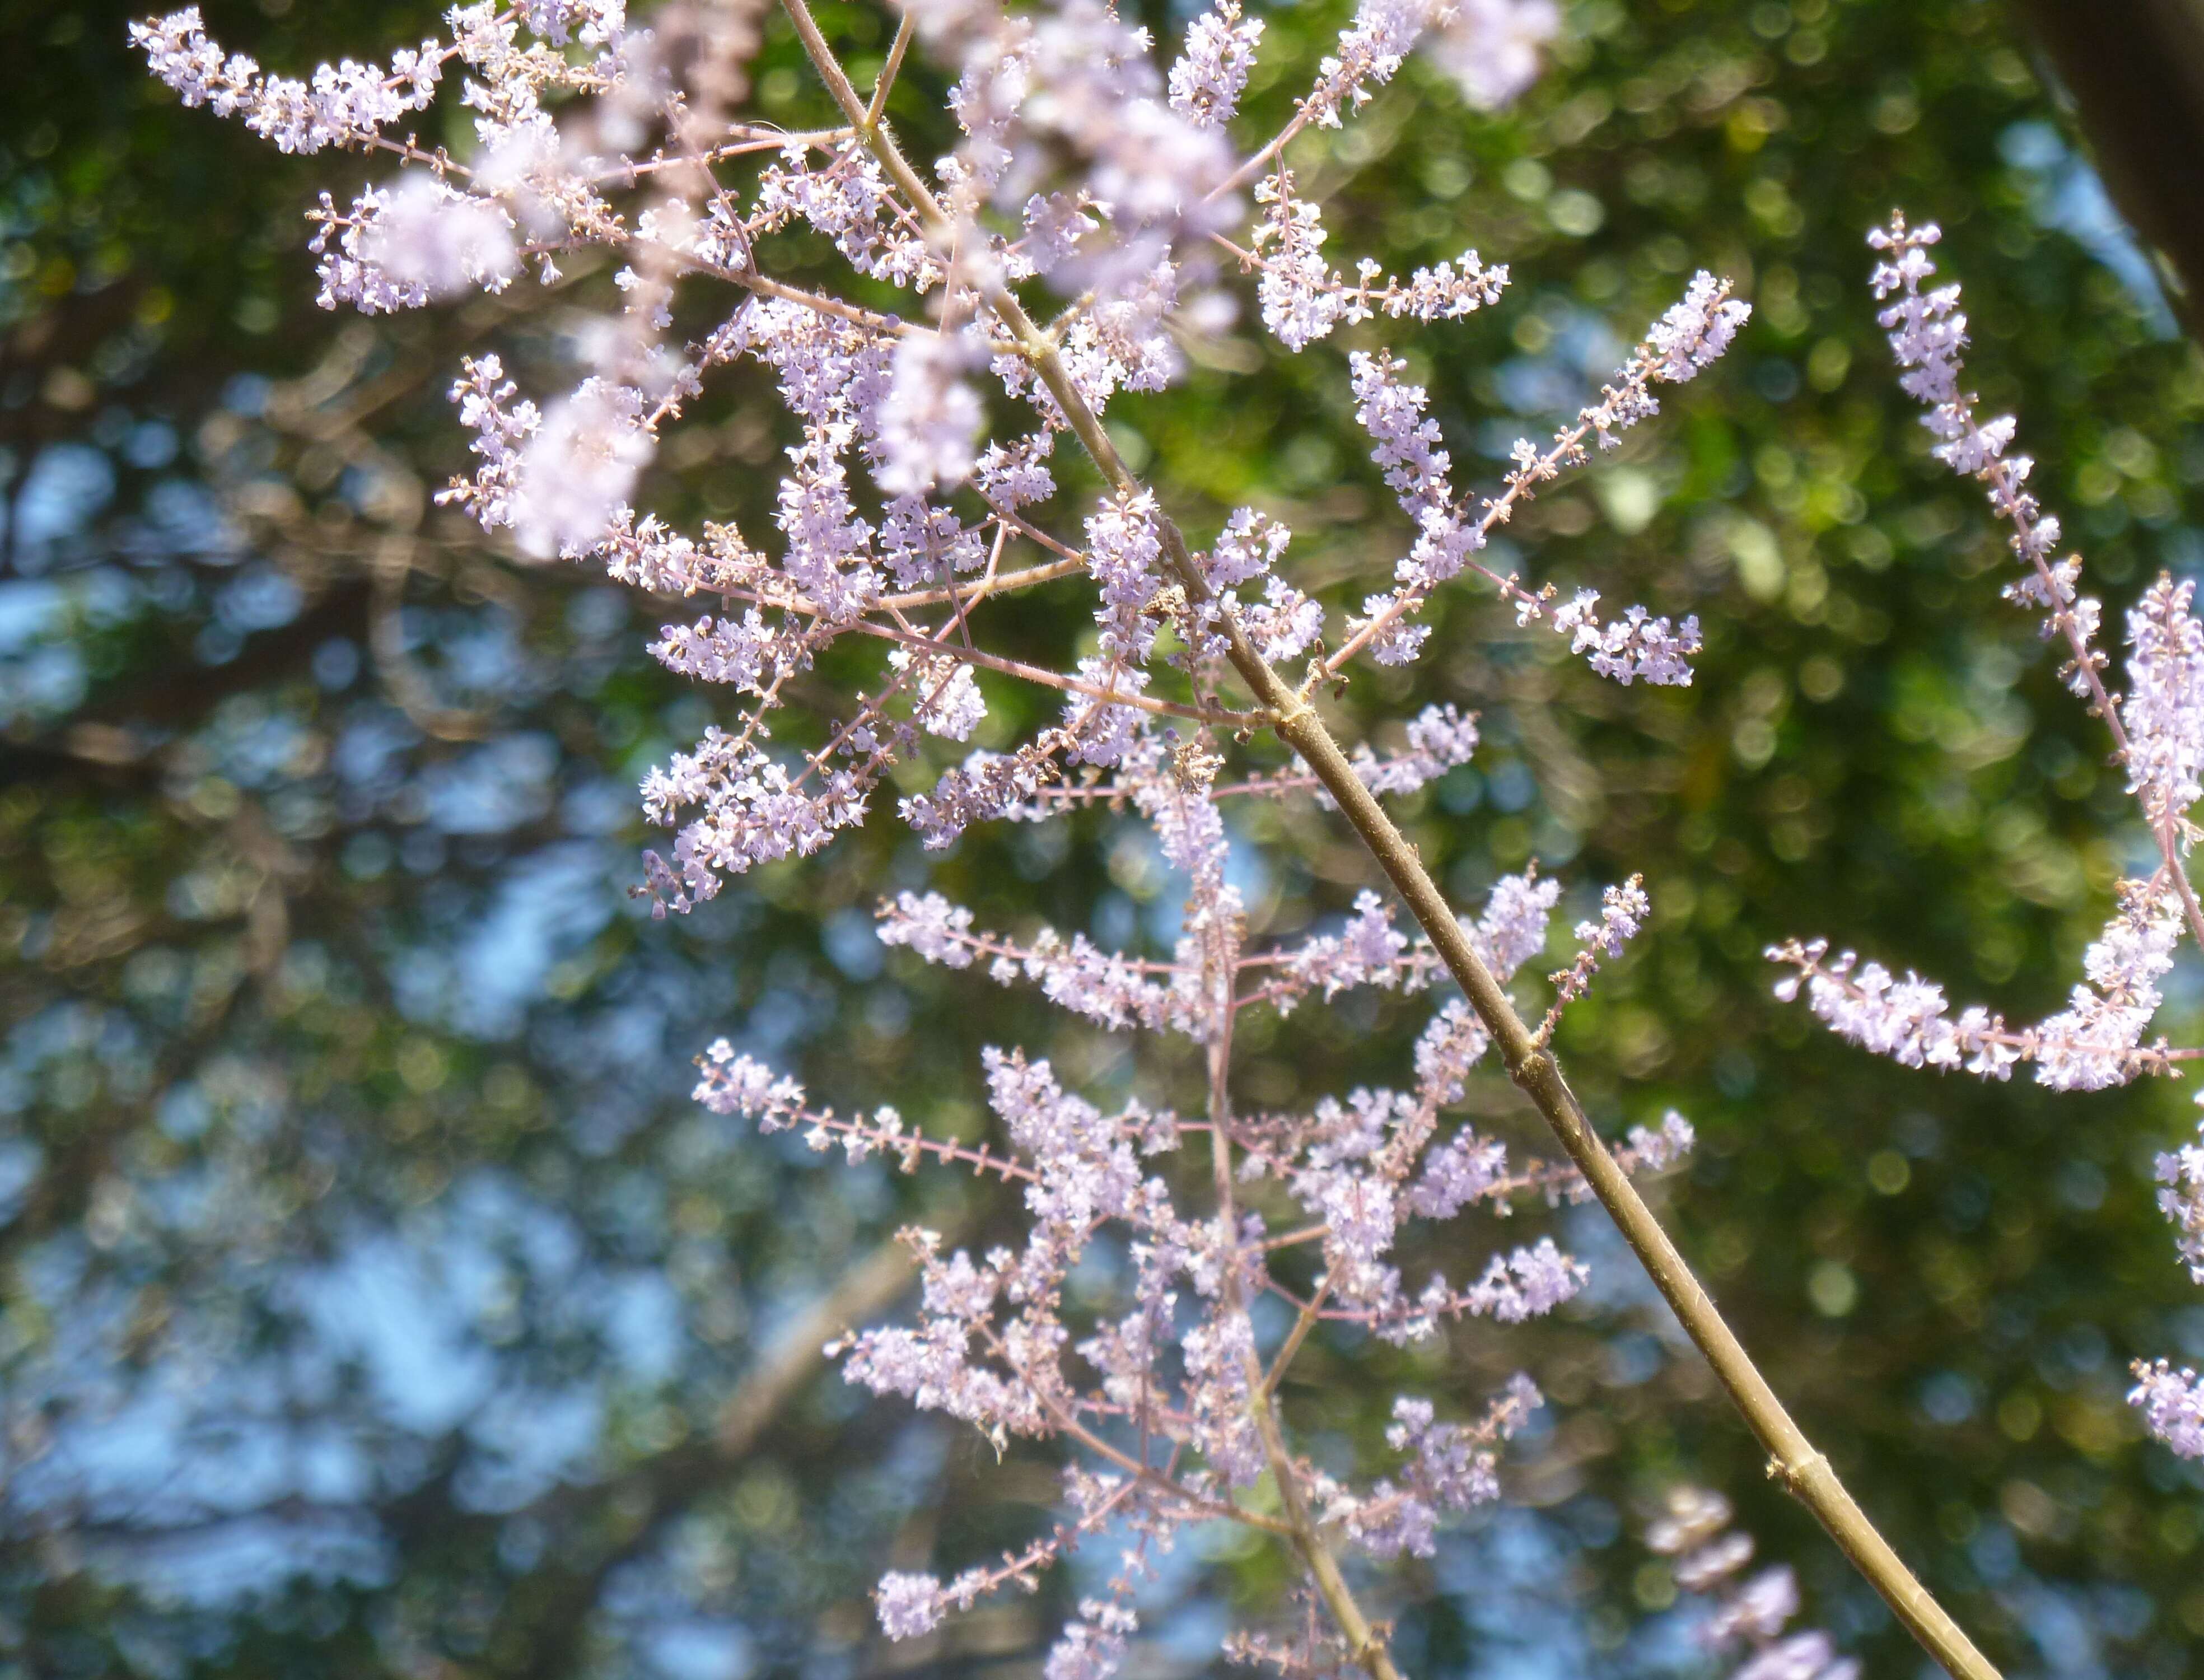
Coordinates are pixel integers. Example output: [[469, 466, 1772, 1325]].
[[774, 4, 1998, 1675], [1244, 1374, 1409, 1680]]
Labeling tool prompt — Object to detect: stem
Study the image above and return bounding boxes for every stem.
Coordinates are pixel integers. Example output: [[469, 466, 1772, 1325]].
[[1244, 1376, 1408, 1680], [776, 5, 2000, 1675], [1261, 1275, 1332, 1397], [865, 10, 916, 127], [1198, 878, 1406, 1680], [1209, 106, 1317, 206], [1257, 719, 2002, 1680], [837, 614, 1262, 726], [974, 1317, 1295, 1539], [1139, 468, 1997, 1676]]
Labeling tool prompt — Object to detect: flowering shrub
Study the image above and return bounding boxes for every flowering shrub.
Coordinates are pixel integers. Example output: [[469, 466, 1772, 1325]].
[[130, 1, 2203, 1676]]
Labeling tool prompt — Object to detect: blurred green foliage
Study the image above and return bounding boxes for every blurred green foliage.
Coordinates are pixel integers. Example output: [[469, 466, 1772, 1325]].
[[5, 0, 2204, 1676]]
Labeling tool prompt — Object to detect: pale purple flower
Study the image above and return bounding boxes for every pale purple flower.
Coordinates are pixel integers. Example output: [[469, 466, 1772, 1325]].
[[878, 330, 985, 496], [1705, 1567, 1801, 1646], [1169, 1, 1263, 129], [1473, 868, 1562, 974], [1551, 590, 1703, 687], [1045, 1603, 1134, 1680], [359, 172, 518, 301], [692, 1042, 807, 1129], [516, 0, 626, 47], [1647, 271, 1753, 382], [1467, 1238, 1587, 1322], [1304, 0, 1431, 129], [1733, 1632, 1855, 1680], [1867, 215, 2099, 681], [1351, 351, 1454, 520], [1413, 998, 1491, 1108], [2130, 1360, 2204, 1458], [1675, 1531, 1756, 1593], [132, 7, 442, 155], [1256, 183, 1505, 351], [1203, 507, 1290, 591], [1283, 890, 1412, 1000], [1350, 703, 1481, 797], [880, 495, 986, 590], [1084, 491, 1168, 664], [1339, 275, 1741, 680], [878, 890, 980, 968], [893, 651, 989, 740], [1241, 575, 1327, 661], [1577, 878, 1650, 958], [1407, 1129, 1506, 1220], [2154, 1123, 2204, 1283], [759, 138, 937, 287], [1650, 1488, 1858, 1680], [2123, 576, 2204, 830], [876, 1571, 946, 1640], [1424, 0, 1560, 110], [1623, 1110, 1696, 1174], [137, 10, 1795, 1671], [513, 380, 653, 561], [1773, 880, 2180, 1090]]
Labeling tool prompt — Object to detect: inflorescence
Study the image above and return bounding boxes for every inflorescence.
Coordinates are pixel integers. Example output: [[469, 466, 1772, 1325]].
[[1767, 217, 2204, 1467]]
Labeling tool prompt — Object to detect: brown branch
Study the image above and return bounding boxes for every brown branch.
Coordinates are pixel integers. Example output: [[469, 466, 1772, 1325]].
[[2010, 0, 2204, 342], [717, 1235, 928, 1454]]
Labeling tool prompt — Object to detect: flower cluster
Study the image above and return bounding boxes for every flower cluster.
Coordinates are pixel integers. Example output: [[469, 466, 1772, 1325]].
[[1551, 589, 1702, 688], [137, 0, 1751, 930], [1774, 214, 2204, 1472], [1647, 1487, 1859, 1680], [131, 4, 454, 155], [1542, 875, 1651, 1038], [311, 175, 520, 313], [1866, 216, 2123, 713], [701, 741, 1691, 1670], [1338, 288, 1739, 679], [1168, 0, 1263, 130], [1246, 171, 1509, 351], [138, 0, 2204, 1655], [2130, 1124, 2204, 1458], [1776, 221, 2204, 1087], [1323, 1380, 1544, 1558], [2129, 1359, 2204, 1460], [1296, 0, 1558, 129], [1768, 876, 2184, 1093], [2124, 575, 2204, 836]]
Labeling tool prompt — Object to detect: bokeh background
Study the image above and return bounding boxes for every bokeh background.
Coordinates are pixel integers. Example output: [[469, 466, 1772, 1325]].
[[6, 0, 2204, 1674]]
